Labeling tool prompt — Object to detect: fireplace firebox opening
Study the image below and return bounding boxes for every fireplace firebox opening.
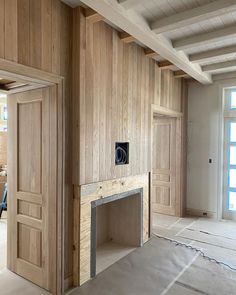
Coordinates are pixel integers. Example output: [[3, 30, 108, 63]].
[[91, 188, 143, 277]]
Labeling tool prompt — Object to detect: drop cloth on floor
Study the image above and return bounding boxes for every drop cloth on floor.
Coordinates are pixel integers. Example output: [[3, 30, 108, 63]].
[[69, 237, 200, 295]]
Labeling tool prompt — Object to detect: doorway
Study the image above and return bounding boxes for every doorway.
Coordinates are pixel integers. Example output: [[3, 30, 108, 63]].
[[152, 116, 177, 216], [0, 93, 7, 270], [223, 88, 236, 221], [151, 106, 184, 227], [0, 64, 64, 295]]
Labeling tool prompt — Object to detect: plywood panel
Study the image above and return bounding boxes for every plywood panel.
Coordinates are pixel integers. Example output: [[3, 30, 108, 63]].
[[74, 173, 149, 285], [72, 9, 185, 186]]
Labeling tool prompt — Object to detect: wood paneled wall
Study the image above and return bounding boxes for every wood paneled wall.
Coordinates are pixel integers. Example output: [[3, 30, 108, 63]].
[[72, 8, 185, 186], [0, 132, 7, 165], [0, 0, 73, 287]]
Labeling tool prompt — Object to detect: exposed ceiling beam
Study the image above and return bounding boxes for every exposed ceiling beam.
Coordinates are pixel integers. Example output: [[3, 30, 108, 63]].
[[144, 48, 159, 58], [151, 0, 236, 34], [80, 0, 212, 84], [119, 32, 136, 43], [189, 45, 236, 63], [158, 60, 173, 69], [173, 24, 236, 51], [202, 60, 236, 73], [174, 70, 188, 78], [118, 0, 146, 10], [85, 7, 104, 23]]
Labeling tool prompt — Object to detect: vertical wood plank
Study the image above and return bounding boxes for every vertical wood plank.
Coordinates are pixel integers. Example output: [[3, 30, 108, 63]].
[[17, 0, 30, 66], [41, 0, 52, 72], [52, 0, 61, 74], [5, 0, 17, 62], [85, 19, 94, 183], [72, 15, 186, 186], [29, 0, 42, 69], [0, 0, 5, 58]]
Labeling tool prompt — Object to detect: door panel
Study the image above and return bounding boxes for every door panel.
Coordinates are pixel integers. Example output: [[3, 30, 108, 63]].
[[152, 117, 176, 216], [7, 87, 57, 292]]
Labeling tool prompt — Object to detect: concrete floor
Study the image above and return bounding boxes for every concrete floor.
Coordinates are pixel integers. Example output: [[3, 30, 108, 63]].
[[0, 213, 236, 294]]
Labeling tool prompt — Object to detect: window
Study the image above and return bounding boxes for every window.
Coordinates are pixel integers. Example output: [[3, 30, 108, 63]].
[[0, 94, 7, 132], [227, 122, 236, 211], [230, 91, 236, 109], [229, 192, 236, 211]]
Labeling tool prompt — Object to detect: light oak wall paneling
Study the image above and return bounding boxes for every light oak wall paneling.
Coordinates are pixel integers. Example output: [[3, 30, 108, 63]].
[[1, 0, 72, 75], [72, 9, 185, 186], [0, 0, 73, 290], [59, 2, 73, 289], [0, 0, 5, 58], [17, 0, 30, 66], [5, 0, 17, 62], [0, 131, 7, 165]]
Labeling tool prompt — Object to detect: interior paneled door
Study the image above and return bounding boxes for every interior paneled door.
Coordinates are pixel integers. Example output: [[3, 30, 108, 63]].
[[7, 87, 57, 293], [152, 116, 177, 216]]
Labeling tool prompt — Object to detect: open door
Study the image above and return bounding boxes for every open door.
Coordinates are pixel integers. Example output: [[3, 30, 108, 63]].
[[152, 116, 177, 216], [7, 87, 57, 293]]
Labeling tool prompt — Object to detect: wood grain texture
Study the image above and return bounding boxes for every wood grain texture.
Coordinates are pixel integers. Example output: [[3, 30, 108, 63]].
[[7, 88, 57, 293], [74, 173, 149, 285], [72, 11, 184, 186], [0, 0, 71, 75], [0, 0, 73, 290]]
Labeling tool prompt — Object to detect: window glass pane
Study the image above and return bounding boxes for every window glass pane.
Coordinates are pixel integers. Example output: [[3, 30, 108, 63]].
[[231, 92, 236, 109], [229, 169, 236, 188], [230, 146, 236, 165], [229, 191, 236, 211], [230, 123, 236, 142]]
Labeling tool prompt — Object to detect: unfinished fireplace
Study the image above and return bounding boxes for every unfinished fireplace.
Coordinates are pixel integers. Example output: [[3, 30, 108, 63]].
[[74, 174, 149, 285], [91, 189, 143, 277]]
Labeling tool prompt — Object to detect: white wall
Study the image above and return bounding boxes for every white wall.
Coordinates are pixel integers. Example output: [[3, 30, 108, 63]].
[[187, 77, 236, 217]]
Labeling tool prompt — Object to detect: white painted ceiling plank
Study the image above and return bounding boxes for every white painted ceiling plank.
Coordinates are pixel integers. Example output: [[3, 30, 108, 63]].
[[80, 0, 212, 84], [118, 0, 149, 10], [151, 0, 236, 34], [189, 45, 236, 63], [173, 24, 236, 51], [202, 59, 236, 73]]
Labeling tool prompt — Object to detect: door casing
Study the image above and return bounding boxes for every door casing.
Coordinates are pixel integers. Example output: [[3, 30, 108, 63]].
[[0, 59, 64, 295], [150, 104, 184, 232]]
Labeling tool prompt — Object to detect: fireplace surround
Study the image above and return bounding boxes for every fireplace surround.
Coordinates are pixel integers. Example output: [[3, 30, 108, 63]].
[[73, 174, 149, 286]]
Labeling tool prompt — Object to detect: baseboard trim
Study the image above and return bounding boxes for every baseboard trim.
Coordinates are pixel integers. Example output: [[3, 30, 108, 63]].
[[186, 208, 216, 219]]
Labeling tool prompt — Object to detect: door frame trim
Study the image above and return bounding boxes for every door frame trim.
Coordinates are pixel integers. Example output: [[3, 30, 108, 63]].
[[150, 104, 184, 234], [1, 58, 65, 295]]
